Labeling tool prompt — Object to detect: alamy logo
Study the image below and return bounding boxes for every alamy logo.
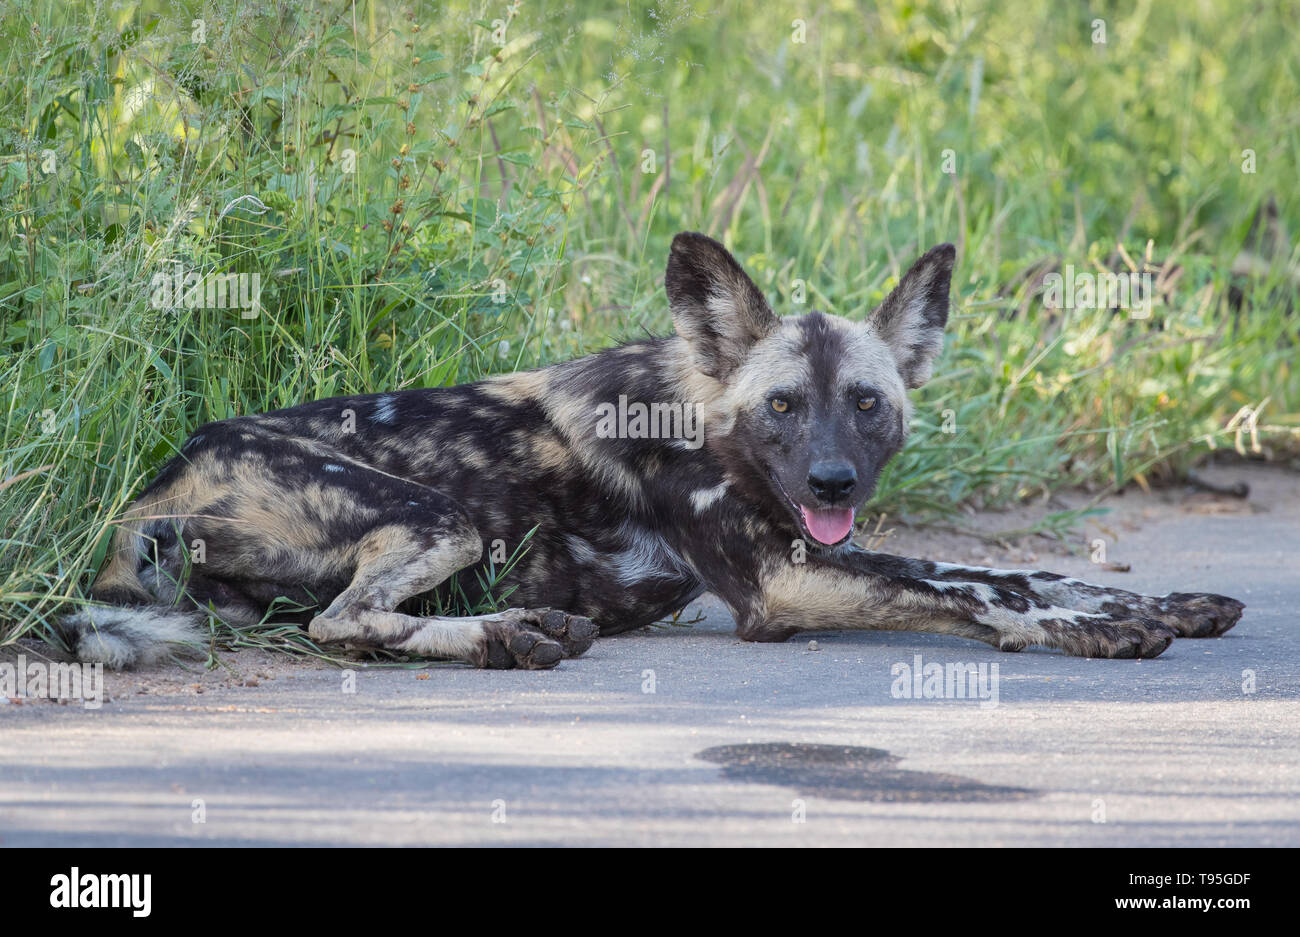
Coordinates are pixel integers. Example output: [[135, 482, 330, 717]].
[[0, 655, 102, 709], [890, 654, 1000, 709], [594, 395, 703, 449], [149, 262, 261, 318], [49, 868, 151, 917], [1042, 263, 1153, 317]]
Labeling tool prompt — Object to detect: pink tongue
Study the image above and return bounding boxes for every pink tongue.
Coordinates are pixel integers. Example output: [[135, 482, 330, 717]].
[[799, 506, 855, 545]]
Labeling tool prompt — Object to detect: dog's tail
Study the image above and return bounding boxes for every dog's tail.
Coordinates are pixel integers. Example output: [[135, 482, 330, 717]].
[[57, 605, 206, 670], [57, 509, 206, 669]]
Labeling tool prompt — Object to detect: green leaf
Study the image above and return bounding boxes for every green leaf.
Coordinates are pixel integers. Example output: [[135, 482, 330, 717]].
[[151, 353, 173, 381]]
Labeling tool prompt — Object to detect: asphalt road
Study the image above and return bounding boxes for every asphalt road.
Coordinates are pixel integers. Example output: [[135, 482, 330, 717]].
[[2, 465, 1297, 846]]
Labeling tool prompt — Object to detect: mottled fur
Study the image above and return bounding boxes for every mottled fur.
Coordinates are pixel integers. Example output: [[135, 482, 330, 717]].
[[61, 233, 1244, 669]]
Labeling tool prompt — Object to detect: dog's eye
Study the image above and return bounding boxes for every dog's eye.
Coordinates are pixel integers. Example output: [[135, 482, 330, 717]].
[[770, 398, 789, 414], [857, 396, 876, 411]]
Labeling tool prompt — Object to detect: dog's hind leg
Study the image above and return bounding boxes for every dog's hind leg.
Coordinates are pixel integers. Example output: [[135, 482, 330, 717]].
[[843, 548, 1243, 639], [117, 422, 596, 669], [305, 521, 597, 670]]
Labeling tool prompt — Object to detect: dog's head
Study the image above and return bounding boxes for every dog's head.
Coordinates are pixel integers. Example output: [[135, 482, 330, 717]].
[[666, 232, 955, 546]]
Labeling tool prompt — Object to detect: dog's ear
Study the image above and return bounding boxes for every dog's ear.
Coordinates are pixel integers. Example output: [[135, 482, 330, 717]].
[[868, 243, 956, 389], [665, 232, 779, 380]]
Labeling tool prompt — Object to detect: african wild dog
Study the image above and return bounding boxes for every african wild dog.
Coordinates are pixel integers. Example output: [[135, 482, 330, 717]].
[[61, 233, 1244, 669]]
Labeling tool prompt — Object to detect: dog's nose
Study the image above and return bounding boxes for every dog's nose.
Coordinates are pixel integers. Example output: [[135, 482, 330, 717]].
[[807, 461, 856, 503]]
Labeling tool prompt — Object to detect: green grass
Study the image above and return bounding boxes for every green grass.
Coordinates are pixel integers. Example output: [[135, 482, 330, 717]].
[[2, 0, 1298, 653]]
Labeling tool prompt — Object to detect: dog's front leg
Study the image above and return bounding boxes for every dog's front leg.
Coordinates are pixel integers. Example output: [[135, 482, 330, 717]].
[[732, 549, 1179, 658], [836, 546, 1244, 639]]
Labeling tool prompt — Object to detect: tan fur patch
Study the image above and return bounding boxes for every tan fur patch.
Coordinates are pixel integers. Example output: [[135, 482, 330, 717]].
[[480, 368, 549, 404]]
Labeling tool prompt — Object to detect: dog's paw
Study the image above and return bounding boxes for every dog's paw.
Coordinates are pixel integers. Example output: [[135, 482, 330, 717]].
[[477, 615, 564, 670], [1052, 616, 1177, 660], [496, 607, 597, 658], [534, 609, 599, 657], [1159, 592, 1245, 638]]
